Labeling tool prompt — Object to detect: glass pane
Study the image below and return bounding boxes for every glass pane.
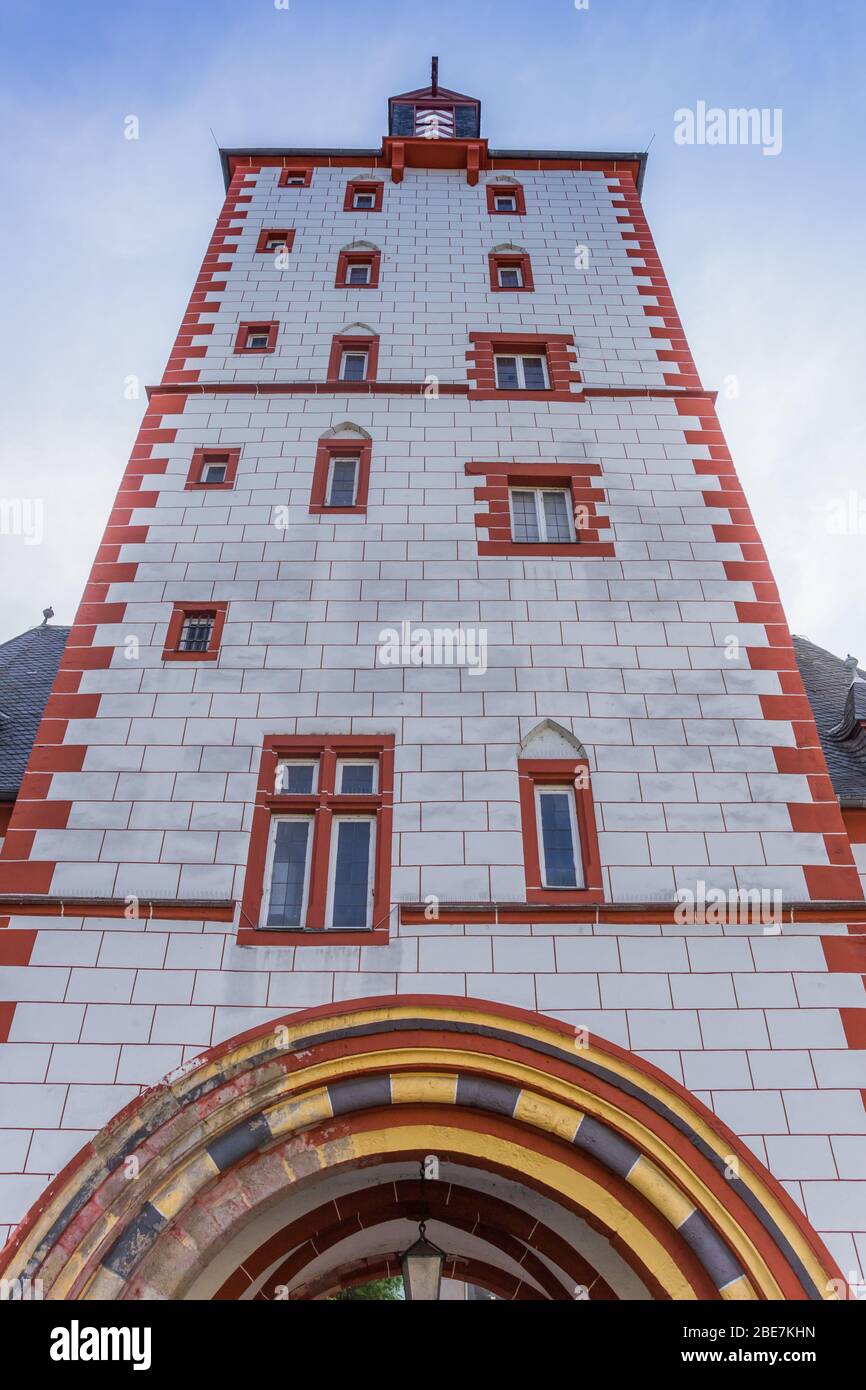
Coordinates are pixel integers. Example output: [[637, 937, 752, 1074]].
[[543, 491, 572, 542], [348, 264, 369, 284], [331, 820, 372, 928], [179, 615, 214, 652], [341, 352, 367, 381], [495, 356, 519, 389], [266, 820, 310, 926], [277, 762, 315, 794], [522, 356, 547, 389], [455, 106, 479, 138], [539, 792, 578, 888], [496, 196, 516, 210], [328, 458, 358, 507], [339, 762, 375, 794], [511, 490, 540, 543], [499, 267, 521, 287], [202, 464, 226, 483]]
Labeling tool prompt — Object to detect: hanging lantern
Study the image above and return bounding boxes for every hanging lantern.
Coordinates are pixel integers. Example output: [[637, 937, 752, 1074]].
[[400, 1220, 446, 1301]]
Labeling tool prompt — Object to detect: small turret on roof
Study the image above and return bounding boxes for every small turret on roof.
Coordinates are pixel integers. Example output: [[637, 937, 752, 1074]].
[[389, 57, 481, 140]]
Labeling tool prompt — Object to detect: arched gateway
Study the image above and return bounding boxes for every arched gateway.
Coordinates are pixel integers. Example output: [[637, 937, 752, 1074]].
[[0, 998, 840, 1301]]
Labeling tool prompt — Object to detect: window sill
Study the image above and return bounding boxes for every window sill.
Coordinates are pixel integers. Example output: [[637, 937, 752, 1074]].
[[237, 926, 388, 947], [161, 649, 220, 662]]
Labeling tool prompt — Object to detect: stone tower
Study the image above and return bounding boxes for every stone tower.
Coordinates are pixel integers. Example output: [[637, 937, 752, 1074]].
[[1, 66, 863, 1301]]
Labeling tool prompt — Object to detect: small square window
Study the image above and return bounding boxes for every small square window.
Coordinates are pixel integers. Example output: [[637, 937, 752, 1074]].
[[236, 323, 277, 354], [264, 233, 288, 251], [495, 353, 549, 390], [337, 761, 377, 794], [347, 262, 371, 286], [340, 350, 368, 382], [498, 265, 523, 288], [353, 192, 375, 210], [495, 194, 517, 212], [186, 448, 240, 492], [178, 613, 216, 654], [201, 460, 227, 484], [510, 488, 574, 544], [275, 760, 318, 795], [281, 170, 309, 187], [327, 457, 359, 507]]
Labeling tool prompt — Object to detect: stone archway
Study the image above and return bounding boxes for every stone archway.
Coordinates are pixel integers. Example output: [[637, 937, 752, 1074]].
[[0, 997, 842, 1301]]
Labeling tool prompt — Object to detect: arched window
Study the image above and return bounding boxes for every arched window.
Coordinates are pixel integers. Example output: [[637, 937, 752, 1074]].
[[310, 423, 373, 514], [336, 241, 381, 289], [489, 243, 534, 291], [517, 721, 603, 901], [327, 323, 380, 382]]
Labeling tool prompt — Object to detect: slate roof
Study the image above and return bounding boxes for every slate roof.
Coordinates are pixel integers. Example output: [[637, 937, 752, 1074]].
[[0, 624, 69, 799], [793, 635, 866, 807]]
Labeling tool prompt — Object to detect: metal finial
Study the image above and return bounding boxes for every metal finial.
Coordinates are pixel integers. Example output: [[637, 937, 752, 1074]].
[[844, 654, 859, 673], [41, 606, 54, 626]]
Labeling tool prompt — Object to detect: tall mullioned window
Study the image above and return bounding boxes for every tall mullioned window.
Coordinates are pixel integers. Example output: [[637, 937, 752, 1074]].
[[241, 737, 394, 938]]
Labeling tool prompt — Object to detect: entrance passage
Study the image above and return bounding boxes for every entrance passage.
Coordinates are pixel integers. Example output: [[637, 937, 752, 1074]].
[[0, 997, 842, 1301]]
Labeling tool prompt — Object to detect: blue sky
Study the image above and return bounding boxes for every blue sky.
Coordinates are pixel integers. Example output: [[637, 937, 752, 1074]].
[[0, 0, 864, 660]]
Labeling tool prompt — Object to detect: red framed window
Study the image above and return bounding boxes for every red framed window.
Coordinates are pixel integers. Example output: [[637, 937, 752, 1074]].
[[486, 183, 526, 215], [489, 250, 534, 292], [344, 180, 384, 212], [518, 758, 603, 903], [465, 462, 613, 557], [162, 602, 228, 662], [279, 167, 313, 188], [467, 333, 580, 398], [309, 437, 372, 514], [336, 248, 381, 289], [235, 321, 279, 354], [239, 734, 394, 943], [326, 333, 379, 383], [255, 228, 295, 255], [185, 447, 240, 491]]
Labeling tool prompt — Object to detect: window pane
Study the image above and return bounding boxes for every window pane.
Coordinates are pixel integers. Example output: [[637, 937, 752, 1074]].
[[495, 356, 519, 389], [341, 351, 367, 381], [266, 819, 310, 926], [496, 195, 516, 210], [202, 463, 227, 484], [331, 820, 372, 928], [179, 615, 214, 652], [499, 266, 521, 287], [543, 491, 572, 542], [511, 490, 540, 543], [328, 458, 358, 506], [522, 356, 547, 389], [538, 791, 578, 888], [277, 762, 316, 794], [348, 264, 370, 284], [339, 762, 375, 794]]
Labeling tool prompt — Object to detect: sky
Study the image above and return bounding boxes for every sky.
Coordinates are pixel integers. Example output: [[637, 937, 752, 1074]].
[[0, 0, 864, 660]]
